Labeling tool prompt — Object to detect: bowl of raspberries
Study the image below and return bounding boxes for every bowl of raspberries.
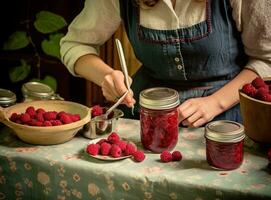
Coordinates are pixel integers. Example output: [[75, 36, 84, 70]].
[[82, 105, 124, 139], [239, 76, 271, 143], [0, 100, 90, 145]]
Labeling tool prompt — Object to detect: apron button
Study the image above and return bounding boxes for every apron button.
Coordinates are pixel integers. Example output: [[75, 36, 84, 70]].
[[177, 65, 183, 70], [174, 57, 180, 62]]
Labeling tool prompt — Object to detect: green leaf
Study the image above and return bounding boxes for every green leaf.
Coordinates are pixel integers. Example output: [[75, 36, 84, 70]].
[[41, 33, 64, 59], [9, 60, 31, 83], [34, 11, 67, 34], [43, 75, 57, 91], [3, 31, 29, 50]]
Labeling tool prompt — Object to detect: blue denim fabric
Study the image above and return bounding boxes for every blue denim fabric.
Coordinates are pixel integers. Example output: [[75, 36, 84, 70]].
[[118, 0, 247, 124]]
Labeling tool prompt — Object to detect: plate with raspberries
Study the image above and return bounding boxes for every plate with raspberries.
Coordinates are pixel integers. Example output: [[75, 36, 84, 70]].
[[85, 132, 145, 162]]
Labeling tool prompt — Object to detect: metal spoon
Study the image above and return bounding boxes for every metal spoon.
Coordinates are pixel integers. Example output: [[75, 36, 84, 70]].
[[115, 39, 134, 115], [92, 90, 129, 121]]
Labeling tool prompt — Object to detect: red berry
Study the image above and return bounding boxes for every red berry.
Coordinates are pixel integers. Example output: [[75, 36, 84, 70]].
[[100, 142, 112, 156], [172, 151, 182, 161], [35, 112, 44, 122], [70, 114, 81, 122], [117, 140, 127, 152], [133, 150, 145, 162], [43, 111, 57, 121], [20, 113, 31, 123], [110, 144, 122, 158], [124, 142, 137, 156], [252, 77, 266, 89], [59, 114, 73, 124], [255, 87, 270, 101], [241, 83, 257, 97], [25, 106, 36, 117], [51, 120, 62, 126], [43, 121, 52, 126], [160, 151, 172, 162], [91, 105, 104, 117], [107, 132, 120, 144], [87, 144, 100, 156], [36, 108, 45, 114], [9, 113, 19, 122], [97, 139, 108, 145]]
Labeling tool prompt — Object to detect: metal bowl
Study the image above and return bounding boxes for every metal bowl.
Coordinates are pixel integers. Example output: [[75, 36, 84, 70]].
[[81, 108, 124, 139]]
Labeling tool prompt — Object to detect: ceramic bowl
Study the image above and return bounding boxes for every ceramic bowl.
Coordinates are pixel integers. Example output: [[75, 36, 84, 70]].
[[239, 78, 271, 143], [0, 100, 91, 145]]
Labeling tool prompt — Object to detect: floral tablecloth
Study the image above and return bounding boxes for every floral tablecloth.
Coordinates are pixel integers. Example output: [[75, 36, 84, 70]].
[[0, 119, 270, 200]]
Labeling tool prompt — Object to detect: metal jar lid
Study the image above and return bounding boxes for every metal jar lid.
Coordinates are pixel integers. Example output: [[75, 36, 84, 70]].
[[139, 87, 180, 110], [22, 82, 54, 99], [0, 88, 16, 106], [205, 120, 245, 143]]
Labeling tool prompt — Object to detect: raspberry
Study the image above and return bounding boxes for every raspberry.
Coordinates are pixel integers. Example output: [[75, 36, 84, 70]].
[[124, 142, 137, 156], [20, 113, 31, 123], [241, 83, 257, 97], [43, 111, 57, 121], [255, 87, 270, 101], [59, 114, 73, 124], [160, 151, 172, 162], [36, 108, 46, 114], [100, 142, 112, 156], [91, 105, 104, 117], [252, 77, 266, 89], [43, 121, 52, 126], [107, 132, 120, 144], [110, 144, 122, 158], [132, 150, 145, 162], [25, 106, 36, 117], [70, 114, 81, 122], [87, 144, 100, 156], [97, 138, 107, 145], [35, 112, 44, 122], [9, 113, 18, 122], [51, 120, 62, 126], [117, 140, 127, 152], [172, 151, 182, 161]]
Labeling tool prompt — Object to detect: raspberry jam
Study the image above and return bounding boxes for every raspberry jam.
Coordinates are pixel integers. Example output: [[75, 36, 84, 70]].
[[205, 120, 245, 170], [139, 87, 180, 153]]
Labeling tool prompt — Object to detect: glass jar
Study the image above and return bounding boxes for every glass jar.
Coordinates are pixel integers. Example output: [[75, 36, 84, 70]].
[[205, 120, 245, 170], [0, 88, 17, 107], [139, 87, 180, 153], [22, 82, 63, 102]]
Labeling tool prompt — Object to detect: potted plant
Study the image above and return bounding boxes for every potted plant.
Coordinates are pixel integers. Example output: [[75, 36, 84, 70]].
[[2, 10, 67, 93]]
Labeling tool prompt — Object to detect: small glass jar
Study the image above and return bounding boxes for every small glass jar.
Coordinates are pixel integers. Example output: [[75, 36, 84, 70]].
[[139, 87, 180, 153], [22, 82, 63, 102], [205, 120, 245, 170], [0, 88, 17, 107]]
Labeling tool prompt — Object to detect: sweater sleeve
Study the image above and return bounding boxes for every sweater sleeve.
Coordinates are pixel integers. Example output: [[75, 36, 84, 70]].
[[230, 0, 271, 78], [60, 0, 121, 76]]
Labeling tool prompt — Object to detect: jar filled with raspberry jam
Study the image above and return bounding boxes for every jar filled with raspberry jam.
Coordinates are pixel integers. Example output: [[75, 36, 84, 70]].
[[139, 87, 180, 153], [205, 120, 245, 170]]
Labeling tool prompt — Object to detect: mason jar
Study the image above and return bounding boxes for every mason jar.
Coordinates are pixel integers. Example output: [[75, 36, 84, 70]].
[[0, 88, 17, 107], [205, 120, 245, 170], [139, 87, 180, 153], [22, 81, 63, 102]]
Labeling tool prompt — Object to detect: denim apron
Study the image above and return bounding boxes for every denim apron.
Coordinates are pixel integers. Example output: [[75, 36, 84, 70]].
[[118, 0, 248, 123]]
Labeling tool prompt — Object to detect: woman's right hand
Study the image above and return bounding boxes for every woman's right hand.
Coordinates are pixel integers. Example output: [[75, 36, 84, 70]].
[[101, 70, 136, 107]]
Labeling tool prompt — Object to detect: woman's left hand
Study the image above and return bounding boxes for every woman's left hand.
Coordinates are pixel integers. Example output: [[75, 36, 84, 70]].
[[178, 96, 223, 127]]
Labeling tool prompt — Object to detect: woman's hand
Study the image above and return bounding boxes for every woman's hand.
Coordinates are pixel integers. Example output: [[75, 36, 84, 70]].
[[101, 70, 135, 107], [178, 95, 224, 127]]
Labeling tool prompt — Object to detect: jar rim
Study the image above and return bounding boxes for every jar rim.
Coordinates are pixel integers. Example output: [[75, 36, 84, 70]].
[[22, 82, 54, 98], [0, 88, 17, 105], [139, 87, 180, 110], [205, 120, 245, 143]]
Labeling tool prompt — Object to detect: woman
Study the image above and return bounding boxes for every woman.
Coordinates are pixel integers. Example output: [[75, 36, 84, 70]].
[[60, 0, 271, 127]]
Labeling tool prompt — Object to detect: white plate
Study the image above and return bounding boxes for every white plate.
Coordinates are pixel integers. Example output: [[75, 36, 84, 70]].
[[85, 138, 132, 161]]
